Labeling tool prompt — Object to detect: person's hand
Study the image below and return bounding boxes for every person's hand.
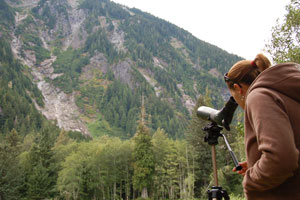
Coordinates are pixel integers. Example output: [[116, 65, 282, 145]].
[[232, 161, 248, 176]]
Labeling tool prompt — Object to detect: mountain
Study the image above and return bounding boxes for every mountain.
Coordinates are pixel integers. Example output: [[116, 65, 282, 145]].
[[0, 0, 242, 138]]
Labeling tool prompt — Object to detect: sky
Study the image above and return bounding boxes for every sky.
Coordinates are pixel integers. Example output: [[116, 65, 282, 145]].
[[111, 0, 290, 60]]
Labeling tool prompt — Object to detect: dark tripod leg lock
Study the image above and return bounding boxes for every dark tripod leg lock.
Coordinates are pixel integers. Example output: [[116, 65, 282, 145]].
[[203, 122, 242, 200]]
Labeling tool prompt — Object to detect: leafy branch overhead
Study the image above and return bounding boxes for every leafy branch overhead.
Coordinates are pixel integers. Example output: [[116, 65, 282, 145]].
[[265, 0, 300, 63]]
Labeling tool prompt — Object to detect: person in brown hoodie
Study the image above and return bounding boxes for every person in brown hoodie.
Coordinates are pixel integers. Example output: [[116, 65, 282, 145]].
[[224, 53, 300, 199]]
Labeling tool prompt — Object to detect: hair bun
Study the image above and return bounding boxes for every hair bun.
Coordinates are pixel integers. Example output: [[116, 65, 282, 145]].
[[254, 54, 271, 72]]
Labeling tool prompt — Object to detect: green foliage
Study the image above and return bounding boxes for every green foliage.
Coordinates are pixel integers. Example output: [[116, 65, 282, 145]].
[[21, 124, 59, 199], [22, 33, 51, 65], [0, 87, 42, 134], [31, 0, 64, 29], [265, 0, 300, 63], [98, 80, 188, 138], [231, 122, 246, 162], [152, 128, 196, 199], [75, 70, 105, 115], [56, 137, 134, 200], [68, 130, 91, 142], [56, 145, 90, 199], [185, 96, 213, 196], [79, 0, 131, 20], [132, 123, 155, 193], [13, 14, 51, 65], [0, 39, 45, 136], [88, 114, 125, 138], [15, 15, 36, 36], [0, 123, 60, 200], [0, 124, 241, 200], [0, 0, 249, 198], [0, 0, 14, 28], [98, 80, 140, 136], [0, 129, 23, 200], [7, 0, 242, 143], [229, 194, 246, 200], [153, 67, 182, 97], [52, 48, 89, 93], [121, 8, 241, 100], [217, 166, 243, 196], [84, 28, 120, 63]]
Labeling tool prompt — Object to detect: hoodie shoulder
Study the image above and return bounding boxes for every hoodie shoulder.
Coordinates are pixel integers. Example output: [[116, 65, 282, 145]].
[[248, 63, 300, 104]]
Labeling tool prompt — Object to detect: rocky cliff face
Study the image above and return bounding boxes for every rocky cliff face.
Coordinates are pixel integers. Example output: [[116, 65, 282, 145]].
[[10, 0, 91, 136], [8, 0, 145, 136], [33, 57, 90, 135]]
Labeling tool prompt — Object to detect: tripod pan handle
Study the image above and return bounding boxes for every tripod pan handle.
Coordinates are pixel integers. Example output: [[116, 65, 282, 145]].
[[230, 151, 242, 171]]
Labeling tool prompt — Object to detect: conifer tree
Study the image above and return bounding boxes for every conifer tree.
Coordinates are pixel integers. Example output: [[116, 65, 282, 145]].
[[23, 124, 58, 199], [184, 96, 212, 197], [132, 96, 155, 198], [0, 129, 23, 200]]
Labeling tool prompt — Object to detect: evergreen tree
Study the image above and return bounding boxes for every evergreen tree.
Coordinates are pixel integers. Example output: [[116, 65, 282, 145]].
[[132, 98, 155, 198], [133, 123, 155, 199], [21, 124, 59, 199], [184, 96, 213, 197], [0, 129, 23, 200], [152, 128, 180, 199]]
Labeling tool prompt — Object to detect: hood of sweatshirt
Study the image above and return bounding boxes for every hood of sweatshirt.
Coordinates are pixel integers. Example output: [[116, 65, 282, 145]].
[[247, 62, 300, 103]]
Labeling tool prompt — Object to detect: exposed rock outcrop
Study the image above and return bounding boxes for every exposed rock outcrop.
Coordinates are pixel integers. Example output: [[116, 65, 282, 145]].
[[33, 0, 88, 50], [113, 59, 134, 88], [10, 9, 90, 136], [5, 0, 39, 8], [29, 56, 90, 136]]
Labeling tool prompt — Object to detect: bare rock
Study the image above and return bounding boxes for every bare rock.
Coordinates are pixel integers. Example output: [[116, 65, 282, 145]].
[[113, 60, 134, 88]]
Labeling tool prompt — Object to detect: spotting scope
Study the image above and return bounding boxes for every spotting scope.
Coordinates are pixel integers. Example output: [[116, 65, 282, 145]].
[[197, 96, 238, 131]]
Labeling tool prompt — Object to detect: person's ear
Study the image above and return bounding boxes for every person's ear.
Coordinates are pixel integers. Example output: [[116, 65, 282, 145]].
[[233, 83, 246, 96], [233, 83, 242, 94]]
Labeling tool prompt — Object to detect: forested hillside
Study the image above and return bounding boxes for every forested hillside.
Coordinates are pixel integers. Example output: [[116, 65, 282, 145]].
[[0, 0, 44, 137], [1, 0, 242, 139], [0, 0, 248, 199]]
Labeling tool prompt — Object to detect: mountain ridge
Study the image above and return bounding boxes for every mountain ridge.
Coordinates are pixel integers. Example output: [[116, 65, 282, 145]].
[[1, 0, 242, 138]]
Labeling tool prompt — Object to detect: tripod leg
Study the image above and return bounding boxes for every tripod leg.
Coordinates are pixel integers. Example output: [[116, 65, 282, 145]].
[[212, 145, 218, 186]]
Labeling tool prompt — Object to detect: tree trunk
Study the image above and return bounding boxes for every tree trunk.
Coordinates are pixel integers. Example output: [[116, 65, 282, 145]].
[[101, 184, 105, 200], [179, 163, 184, 199], [192, 154, 195, 198], [126, 166, 130, 200], [133, 188, 135, 200], [113, 182, 116, 200], [120, 181, 122, 200], [141, 187, 148, 199]]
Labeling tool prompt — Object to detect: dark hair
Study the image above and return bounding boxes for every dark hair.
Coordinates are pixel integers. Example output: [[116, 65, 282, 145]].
[[226, 54, 271, 88]]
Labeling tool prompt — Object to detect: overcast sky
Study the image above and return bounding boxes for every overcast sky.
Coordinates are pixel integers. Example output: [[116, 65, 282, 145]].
[[111, 0, 290, 60]]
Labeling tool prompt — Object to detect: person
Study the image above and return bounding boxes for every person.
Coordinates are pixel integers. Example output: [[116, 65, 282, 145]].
[[224, 53, 300, 199]]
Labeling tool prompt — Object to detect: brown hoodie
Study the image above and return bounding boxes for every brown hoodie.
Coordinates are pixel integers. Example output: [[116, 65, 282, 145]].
[[243, 63, 300, 199]]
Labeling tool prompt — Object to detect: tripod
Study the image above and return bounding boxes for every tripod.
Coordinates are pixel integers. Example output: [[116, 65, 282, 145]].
[[203, 122, 242, 200]]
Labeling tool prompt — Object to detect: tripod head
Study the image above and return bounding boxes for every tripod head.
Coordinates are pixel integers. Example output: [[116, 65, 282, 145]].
[[203, 122, 223, 145], [203, 122, 242, 171]]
